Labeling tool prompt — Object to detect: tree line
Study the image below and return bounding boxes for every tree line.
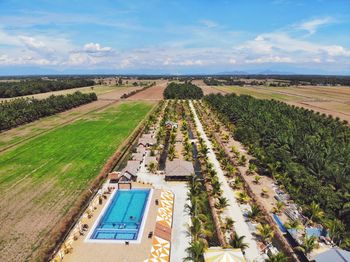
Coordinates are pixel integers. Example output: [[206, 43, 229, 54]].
[[163, 82, 203, 99], [0, 78, 95, 98], [204, 93, 350, 244], [0, 92, 97, 131]]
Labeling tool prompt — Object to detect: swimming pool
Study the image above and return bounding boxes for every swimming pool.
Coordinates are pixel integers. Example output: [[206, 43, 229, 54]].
[[87, 189, 152, 243]]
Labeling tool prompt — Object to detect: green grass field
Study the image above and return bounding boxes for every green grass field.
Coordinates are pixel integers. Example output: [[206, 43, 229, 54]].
[[0, 101, 154, 260], [0, 101, 153, 190]]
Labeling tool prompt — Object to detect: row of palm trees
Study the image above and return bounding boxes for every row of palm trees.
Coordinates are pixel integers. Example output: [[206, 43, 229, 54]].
[[193, 100, 293, 261]]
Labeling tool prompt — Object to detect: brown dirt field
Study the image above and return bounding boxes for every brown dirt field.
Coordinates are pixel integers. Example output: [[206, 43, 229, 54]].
[[192, 80, 227, 95], [0, 86, 142, 153], [126, 80, 168, 101]]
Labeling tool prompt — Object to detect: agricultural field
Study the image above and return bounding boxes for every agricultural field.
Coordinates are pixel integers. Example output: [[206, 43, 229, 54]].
[[212, 84, 350, 122], [0, 101, 154, 261]]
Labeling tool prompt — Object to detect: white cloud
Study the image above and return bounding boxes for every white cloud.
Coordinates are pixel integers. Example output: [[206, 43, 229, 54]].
[[83, 42, 112, 53], [246, 56, 293, 64], [296, 17, 335, 34]]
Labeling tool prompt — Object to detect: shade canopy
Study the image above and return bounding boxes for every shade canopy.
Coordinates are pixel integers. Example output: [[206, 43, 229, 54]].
[[204, 247, 245, 262]]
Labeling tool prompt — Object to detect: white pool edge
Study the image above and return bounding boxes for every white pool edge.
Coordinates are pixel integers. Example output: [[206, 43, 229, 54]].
[[84, 188, 154, 244]]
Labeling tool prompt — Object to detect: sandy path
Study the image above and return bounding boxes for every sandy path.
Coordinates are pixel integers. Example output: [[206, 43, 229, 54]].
[[190, 101, 261, 261]]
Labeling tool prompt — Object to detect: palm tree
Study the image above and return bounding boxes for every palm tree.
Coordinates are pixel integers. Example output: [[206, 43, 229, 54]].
[[307, 201, 324, 224], [147, 161, 158, 174], [295, 235, 318, 257], [168, 144, 176, 160], [256, 224, 274, 244], [238, 155, 247, 166], [253, 175, 262, 184], [265, 252, 288, 262], [237, 191, 250, 204], [215, 197, 229, 213], [224, 217, 235, 233], [185, 240, 205, 262], [325, 219, 345, 244], [272, 201, 285, 214], [247, 204, 262, 221], [284, 219, 304, 231], [229, 232, 249, 251], [230, 177, 243, 190], [247, 163, 257, 175]]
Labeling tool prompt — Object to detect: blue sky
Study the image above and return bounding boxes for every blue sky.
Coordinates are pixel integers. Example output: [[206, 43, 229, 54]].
[[0, 0, 350, 75]]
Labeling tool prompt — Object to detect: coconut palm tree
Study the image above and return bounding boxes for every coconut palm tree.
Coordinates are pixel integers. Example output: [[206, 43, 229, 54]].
[[168, 144, 176, 160], [253, 175, 262, 184], [295, 235, 318, 257], [247, 163, 257, 175], [247, 204, 262, 221], [185, 240, 205, 262], [215, 197, 229, 213], [231, 177, 243, 190], [238, 155, 247, 166], [325, 219, 345, 244], [272, 201, 285, 214], [284, 219, 304, 231], [307, 201, 324, 224], [237, 191, 250, 204], [229, 232, 249, 251], [147, 161, 158, 174], [265, 252, 288, 262], [224, 217, 235, 233], [256, 224, 274, 244]]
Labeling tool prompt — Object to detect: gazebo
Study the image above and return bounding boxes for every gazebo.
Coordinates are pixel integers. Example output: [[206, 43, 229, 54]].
[[204, 247, 246, 262]]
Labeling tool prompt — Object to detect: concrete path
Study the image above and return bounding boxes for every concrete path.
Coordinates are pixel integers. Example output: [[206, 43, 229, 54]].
[[189, 101, 261, 262], [137, 156, 190, 262]]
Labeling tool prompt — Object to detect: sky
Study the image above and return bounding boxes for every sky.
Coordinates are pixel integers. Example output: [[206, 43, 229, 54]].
[[0, 0, 350, 75]]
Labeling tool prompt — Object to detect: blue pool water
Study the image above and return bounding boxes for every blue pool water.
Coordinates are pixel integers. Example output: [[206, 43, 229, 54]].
[[90, 189, 150, 241], [273, 213, 287, 233]]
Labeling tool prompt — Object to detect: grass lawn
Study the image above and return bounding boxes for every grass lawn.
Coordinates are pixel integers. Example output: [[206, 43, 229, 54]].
[[0, 101, 154, 261]]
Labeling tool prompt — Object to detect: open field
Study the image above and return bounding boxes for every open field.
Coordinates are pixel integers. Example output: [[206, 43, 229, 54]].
[[0, 86, 143, 152], [0, 84, 143, 102], [214, 85, 350, 122], [126, 80, 167, 100], [0, 101, 154, 262]]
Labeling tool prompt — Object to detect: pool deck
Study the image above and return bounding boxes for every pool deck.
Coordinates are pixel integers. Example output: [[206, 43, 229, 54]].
[[63, 184, 161, 262]]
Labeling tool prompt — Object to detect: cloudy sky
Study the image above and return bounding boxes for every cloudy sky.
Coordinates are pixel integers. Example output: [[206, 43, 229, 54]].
[[0, 0, 350, 75]]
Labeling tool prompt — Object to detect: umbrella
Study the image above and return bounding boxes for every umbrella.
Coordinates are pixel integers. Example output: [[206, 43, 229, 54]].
[[204, 247, 246, 262]]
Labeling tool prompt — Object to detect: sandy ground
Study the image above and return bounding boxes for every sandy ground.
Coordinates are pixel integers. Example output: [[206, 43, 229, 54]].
[[192, 80, 227, 95], [190, 101, 261, 261], [126, 80, 168, 101]]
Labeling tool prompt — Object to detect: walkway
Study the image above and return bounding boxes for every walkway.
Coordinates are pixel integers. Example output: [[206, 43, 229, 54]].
[[189, 101, 261, 261], [137, 156, 190, 261]]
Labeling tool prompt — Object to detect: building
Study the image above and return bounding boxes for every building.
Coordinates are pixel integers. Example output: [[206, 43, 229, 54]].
[[165, 159, 194, 181], [138, 134, 157, 147], [131, 152, 144, 162], [314, 248, 350, 262], [165, 121, 178, 130], [145, 156, 158, 167]]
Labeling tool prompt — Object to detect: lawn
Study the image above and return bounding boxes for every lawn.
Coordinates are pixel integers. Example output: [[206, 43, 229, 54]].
[[0, 101, 154, 261]]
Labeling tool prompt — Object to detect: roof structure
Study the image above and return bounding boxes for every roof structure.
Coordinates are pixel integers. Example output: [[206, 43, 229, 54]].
[[315, 248, 350, 262], [138, 136, 157, 147], [204, 247, 245, 262], [122, 160, 140, 177], [165, 160, 194, 178], [136, 146, 147, 155], [132, 152, 144, 162]]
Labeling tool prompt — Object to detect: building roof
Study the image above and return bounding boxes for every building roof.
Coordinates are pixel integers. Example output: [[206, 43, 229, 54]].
[[138, 137, 157, 146], [165, 159, 194, 177], [315, 248, 350, 262], [122, 160, 140, 177], [204, 247, 245, 262], [108, 171, 119, 180], [141, 133, 153, 139], [131, 152, 143, 162], [145, 156, 157, 166]]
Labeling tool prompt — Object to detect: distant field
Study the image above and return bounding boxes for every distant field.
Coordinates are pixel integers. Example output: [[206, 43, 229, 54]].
[[215, 85, 350, 122], [0, 84, 137, 102], [0, 101, 154, 261]]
